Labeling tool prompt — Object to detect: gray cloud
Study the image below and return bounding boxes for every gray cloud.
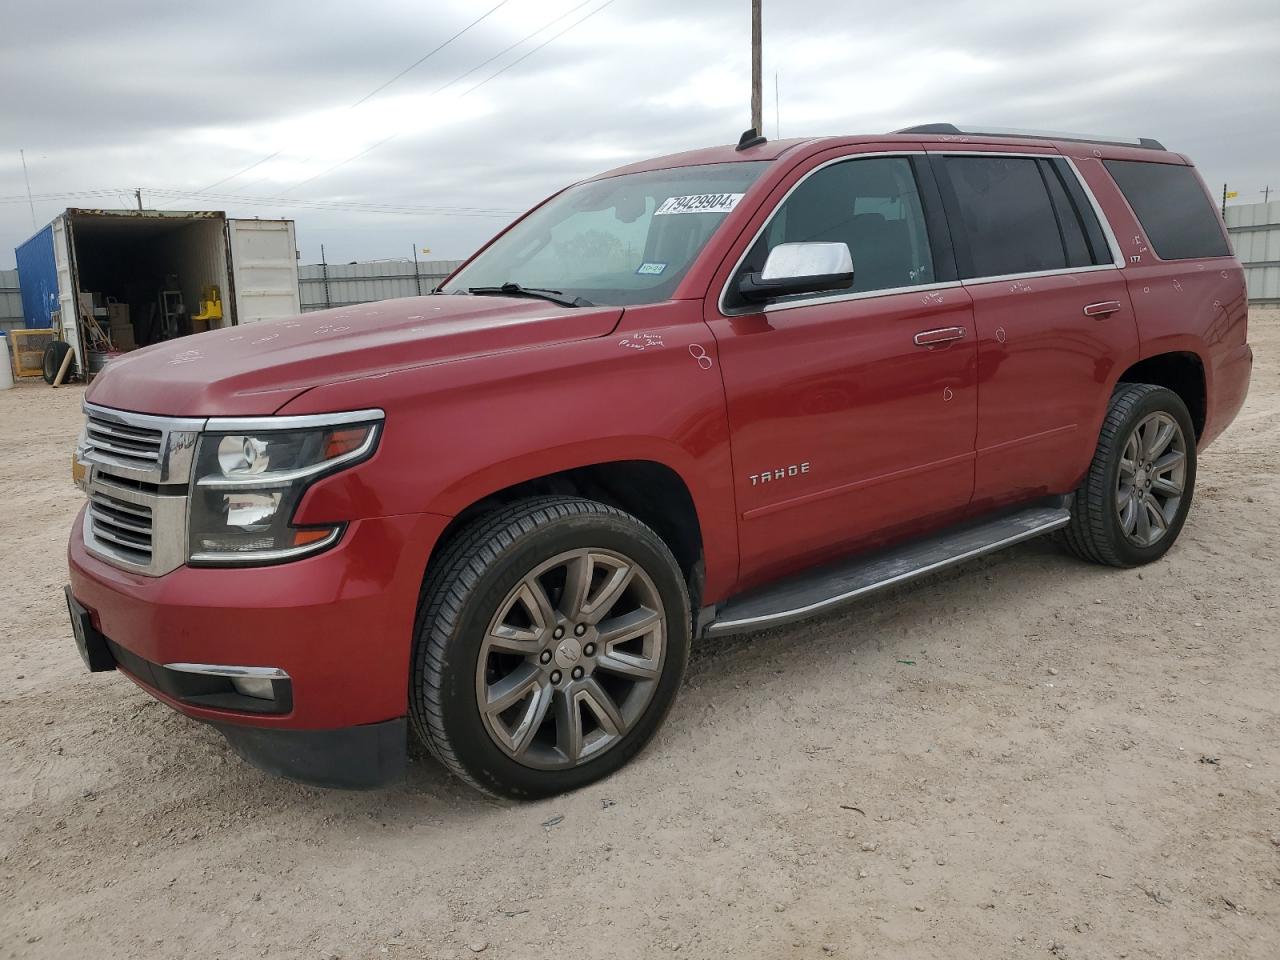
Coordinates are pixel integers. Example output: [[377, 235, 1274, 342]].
[[3, 0, 1277, 266]]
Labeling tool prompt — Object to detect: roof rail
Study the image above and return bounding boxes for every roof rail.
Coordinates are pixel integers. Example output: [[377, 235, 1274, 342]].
[[892, 123, 1166, 151]]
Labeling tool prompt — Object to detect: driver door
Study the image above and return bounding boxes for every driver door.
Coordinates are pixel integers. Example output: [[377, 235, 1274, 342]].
[[704, 151, 978, 591]]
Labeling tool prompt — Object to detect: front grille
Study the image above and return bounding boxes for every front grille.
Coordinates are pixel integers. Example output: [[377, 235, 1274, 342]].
[[86, 413, 164, 467], [87, 486, 154, 564], [79, 403, 205, 576]]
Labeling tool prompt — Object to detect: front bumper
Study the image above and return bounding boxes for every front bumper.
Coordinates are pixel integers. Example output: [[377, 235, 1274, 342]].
[[67, 507, 450, 787]]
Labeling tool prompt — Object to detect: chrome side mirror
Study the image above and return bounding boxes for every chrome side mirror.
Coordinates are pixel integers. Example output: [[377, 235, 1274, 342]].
[[738, 242, 854, 302]]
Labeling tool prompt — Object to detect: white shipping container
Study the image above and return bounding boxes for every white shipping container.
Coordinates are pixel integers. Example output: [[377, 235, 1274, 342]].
[[19, 209, 300, 372]]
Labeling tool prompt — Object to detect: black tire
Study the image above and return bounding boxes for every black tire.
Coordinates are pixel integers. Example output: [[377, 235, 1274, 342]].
[[1061, 383, 1197, 567], [409, 496, 691, 800], [42, 340, 75, 384]]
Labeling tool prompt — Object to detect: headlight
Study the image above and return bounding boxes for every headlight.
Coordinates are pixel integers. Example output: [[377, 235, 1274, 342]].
[[188, 411, 383, 565]]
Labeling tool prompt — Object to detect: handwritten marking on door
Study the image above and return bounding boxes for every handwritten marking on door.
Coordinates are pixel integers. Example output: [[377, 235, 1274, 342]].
[[942, 387, 954, 402], [689, 344, 713, 370], [995, 327, 1008, 344], [618, 333, 664, 351]]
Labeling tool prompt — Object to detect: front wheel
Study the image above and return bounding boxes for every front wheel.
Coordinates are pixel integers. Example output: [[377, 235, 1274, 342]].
[[1061, 383, 1197, 567], [409, 497, 690, 799]]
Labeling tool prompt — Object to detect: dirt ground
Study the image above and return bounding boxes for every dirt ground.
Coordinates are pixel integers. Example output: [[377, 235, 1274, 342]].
[[2, 314, 1278, 960]]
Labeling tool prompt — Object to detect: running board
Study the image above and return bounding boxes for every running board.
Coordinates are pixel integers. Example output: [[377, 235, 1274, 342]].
[[703, 505, 1071, 637]]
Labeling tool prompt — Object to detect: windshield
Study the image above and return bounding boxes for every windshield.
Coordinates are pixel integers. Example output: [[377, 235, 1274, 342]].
[[441, 162, 769, 306]]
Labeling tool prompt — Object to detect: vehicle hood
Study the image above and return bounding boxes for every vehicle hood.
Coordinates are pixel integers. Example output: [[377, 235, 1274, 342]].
[[85, 295, 624, 416]]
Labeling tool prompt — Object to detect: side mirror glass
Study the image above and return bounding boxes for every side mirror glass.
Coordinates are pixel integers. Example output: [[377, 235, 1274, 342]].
[[737, 242, 854, 303]]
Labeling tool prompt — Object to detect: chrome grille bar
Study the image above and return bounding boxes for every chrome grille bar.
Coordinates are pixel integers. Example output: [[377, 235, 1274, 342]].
[[78, 403, 205, 576], [86, 414, 163, 464]]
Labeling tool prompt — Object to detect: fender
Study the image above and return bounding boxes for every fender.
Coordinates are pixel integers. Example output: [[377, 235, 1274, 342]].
[[277, 300, 741, 600]]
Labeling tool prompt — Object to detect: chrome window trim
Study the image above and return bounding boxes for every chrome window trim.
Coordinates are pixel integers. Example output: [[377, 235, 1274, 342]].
[[163, 663, 290, 679], [204, 409, 385, 433], [762, 279, 964, 314], [958, 263, 1120, 287], [716, 149, 1125, 317], [1064, 155, 1126, 269]]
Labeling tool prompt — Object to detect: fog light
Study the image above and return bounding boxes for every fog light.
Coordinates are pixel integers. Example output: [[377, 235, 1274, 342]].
[[231, 676, 276, 700]]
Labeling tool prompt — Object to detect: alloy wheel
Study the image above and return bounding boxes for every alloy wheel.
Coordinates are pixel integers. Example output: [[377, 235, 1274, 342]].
[[1115, 411, 1187, 548], [476, 548, 666, 770]]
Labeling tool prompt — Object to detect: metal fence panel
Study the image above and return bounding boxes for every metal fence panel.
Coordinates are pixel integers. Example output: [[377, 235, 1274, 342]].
[[0, 268, 23, 334], [298, 259, 464, 312], [1227, 201, 1280, 304]]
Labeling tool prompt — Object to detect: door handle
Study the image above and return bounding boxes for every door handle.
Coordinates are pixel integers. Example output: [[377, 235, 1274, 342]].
[[914, 326, 967, 347], [1083, 300, 1122, 317]]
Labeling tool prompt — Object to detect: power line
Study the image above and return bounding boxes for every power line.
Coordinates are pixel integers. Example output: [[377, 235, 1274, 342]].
[[461, 0, 618, 97], [19, 150, 36, 229], [0, 189, 131, 204], [236, 0, 591, 198], [194, 151, 282, 194], [0, 185, 519, 218], [144, 187, 520, 218], [428, 0, 595, 97], [188, 2, 512, 197], [351, 0, 512, 107], [280, 0, 619, 195]]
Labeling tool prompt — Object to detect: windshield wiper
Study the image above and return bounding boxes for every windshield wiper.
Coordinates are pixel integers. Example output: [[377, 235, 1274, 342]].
[[467, 282, 593, 308]]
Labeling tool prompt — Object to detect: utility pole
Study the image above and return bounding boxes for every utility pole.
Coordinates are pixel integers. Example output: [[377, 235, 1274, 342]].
[[412, 243, 423, 296], [19, 149, 36, 229], [1264, 185, 1273, 204], [750, 0, 762, 134], [135, 187, 143, 211], [1221, 183, 1228, 218]]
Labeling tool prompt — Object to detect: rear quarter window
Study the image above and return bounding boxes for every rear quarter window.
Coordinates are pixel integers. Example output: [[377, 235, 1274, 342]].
[[1103, 160, 1230, 260]]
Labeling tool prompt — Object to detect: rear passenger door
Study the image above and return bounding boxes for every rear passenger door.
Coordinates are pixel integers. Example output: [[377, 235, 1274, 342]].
[[930, 149, 1140, 509]]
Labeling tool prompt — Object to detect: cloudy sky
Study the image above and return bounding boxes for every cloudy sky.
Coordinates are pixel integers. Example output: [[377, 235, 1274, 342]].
[[2, 0, 1277, 268]]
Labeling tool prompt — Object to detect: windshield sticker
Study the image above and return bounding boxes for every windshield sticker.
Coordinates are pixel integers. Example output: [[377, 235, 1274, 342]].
[[636, 262, 667, 275], [654, 193, 744, 216]]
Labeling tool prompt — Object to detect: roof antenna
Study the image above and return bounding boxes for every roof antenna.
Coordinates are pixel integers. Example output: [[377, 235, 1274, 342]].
[[736, 128, 767, 151]]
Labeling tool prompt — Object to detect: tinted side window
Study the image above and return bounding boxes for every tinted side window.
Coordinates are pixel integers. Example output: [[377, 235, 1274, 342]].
[[743, 156, 936, 299], [1104, 159, 1230, 260], [944, 156, 1066, 277], [1041, 161, 1095, 268]]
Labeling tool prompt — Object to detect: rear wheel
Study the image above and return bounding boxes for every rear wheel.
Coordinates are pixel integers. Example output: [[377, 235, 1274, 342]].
[[409, 496, 690, 799], [1062, 383, 1197, 567]]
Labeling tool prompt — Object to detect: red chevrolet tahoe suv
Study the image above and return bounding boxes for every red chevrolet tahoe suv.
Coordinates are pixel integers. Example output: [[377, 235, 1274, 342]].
[[65, 124, 1252, 798]]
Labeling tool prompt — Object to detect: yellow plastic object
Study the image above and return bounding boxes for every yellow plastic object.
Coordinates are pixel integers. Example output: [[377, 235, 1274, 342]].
[[191, 285, 223, 325]]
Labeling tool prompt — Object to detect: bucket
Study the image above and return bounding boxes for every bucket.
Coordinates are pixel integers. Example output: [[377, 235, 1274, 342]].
[[87, 349, 116, 374], [0, 334, 13, 390]]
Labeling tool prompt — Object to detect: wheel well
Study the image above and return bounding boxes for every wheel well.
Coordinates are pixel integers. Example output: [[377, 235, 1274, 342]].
[[429, 460, 705, 586], [1118, 352, 1206, 438]]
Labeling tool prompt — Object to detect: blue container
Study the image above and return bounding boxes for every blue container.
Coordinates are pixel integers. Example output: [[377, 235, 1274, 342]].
[[15, 223, 58, 329]]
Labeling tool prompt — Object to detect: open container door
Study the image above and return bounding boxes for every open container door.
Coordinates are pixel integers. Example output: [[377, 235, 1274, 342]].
[[225, 219, 300, 325], [51, 215, 85, 370]]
